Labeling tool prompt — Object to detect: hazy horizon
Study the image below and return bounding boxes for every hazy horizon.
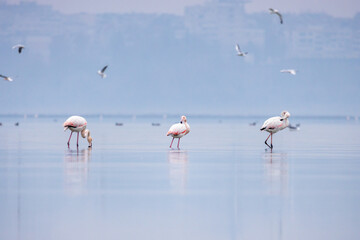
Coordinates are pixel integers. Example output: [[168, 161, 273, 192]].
[[0, 0, 359, 116]]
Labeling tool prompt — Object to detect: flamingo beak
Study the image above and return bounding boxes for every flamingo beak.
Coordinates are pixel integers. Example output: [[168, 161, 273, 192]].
[[280, 118, 284, 121], [180, 121, 183, 124]]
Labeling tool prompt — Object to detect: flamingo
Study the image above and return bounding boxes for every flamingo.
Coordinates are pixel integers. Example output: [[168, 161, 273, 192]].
[[63, 116, 92, 148], [167, 116, 190, 149], [260, 111, 290, 149], [97, 65, 108, 78], [269, 8, 283, 24], [12, 44, 25, 54]]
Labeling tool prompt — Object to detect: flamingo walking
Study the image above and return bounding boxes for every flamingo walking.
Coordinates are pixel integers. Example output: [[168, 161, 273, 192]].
[[63, 116, 92, 148], [260, 111, 290, 149], [167, 116, 190, 149]]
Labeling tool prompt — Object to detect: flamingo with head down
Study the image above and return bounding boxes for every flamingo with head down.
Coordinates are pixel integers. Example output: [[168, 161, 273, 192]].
[[63, 116, 92, 148]]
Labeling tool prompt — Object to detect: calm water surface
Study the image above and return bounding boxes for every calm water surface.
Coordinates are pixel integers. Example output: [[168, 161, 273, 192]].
[[0, 116, 359, 240]]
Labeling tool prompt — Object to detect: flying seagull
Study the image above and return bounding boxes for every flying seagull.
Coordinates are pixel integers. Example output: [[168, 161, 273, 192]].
[[97, 65, 108, 78], [12, 44, 25, 54], [280, 69, 296, 75], [269, 8, 283, 24], [235, 44, 248, 56], [0, 74, 13, 82]]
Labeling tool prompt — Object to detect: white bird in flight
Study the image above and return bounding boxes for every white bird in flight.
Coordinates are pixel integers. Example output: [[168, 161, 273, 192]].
[[260, 111, 290, 149], [0, 74, 13, 82], [98, 65, 108, 78], [280, 69, 297, 75], [63, 116, 93, 148], [269, 8, 283, 24], [235, 44, 248, 56], [12, 44, 25, 54], [167, 116, 191, 149]]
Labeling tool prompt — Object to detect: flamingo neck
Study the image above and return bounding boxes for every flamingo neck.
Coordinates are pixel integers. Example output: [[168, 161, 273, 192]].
[[81, 129, 88, 138], [184, 122, 190, 133], [283, 118, 289, 127]]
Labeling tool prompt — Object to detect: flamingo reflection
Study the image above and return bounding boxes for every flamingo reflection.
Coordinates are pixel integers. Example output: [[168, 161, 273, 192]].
[[168, 150, 188, 195], [64, 148, 92, 195], [263, 152, 288, 195]]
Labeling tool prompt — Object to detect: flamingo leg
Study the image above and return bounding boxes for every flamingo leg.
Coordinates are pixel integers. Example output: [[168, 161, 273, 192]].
[[77, 132, 79, 147], [177, 138, 180, 149], [265, 133, 272, 149], [67, 132, 73, 147], [270, 133, 273, 149], [170, 138, 174, 148]]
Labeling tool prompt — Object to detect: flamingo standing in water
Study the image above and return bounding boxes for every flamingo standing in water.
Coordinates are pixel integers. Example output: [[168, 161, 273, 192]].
[[260, 111, 290, 149], [167, 116, 190, 149], [63, 116, 92, 148]]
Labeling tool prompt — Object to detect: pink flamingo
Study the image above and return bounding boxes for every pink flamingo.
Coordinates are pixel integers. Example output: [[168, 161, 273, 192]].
[[63, 116, 92, 148], [167, 116, 190, 149], [260, 111, 290, 149]]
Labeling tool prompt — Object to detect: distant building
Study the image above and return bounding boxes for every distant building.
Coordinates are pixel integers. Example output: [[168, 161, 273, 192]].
[[184, 0, 360, 59], [184, 0, 265, 46], [286, 24, 360, 59]]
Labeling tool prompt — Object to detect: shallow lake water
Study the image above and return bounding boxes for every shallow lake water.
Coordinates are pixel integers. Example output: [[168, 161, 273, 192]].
[[0, 116, 359, 240]]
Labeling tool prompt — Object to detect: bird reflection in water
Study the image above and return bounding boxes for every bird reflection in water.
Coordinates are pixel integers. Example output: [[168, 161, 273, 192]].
[[64, 148, 92, 195], [263, 152, 288, 195], [262, 152, 289, 240], [168, 150, 188, 195]]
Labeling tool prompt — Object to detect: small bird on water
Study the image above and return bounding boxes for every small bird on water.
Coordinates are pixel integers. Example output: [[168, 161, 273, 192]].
[[260, 111, 290, 149], [167, 116, 190, 149], [63, 116, 92, 148]]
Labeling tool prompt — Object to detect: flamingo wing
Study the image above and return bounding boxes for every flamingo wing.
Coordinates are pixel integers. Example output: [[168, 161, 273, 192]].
[[63, 116, 87, 128], [167, 123, 186, 136], [261, 117, 281, 131]]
